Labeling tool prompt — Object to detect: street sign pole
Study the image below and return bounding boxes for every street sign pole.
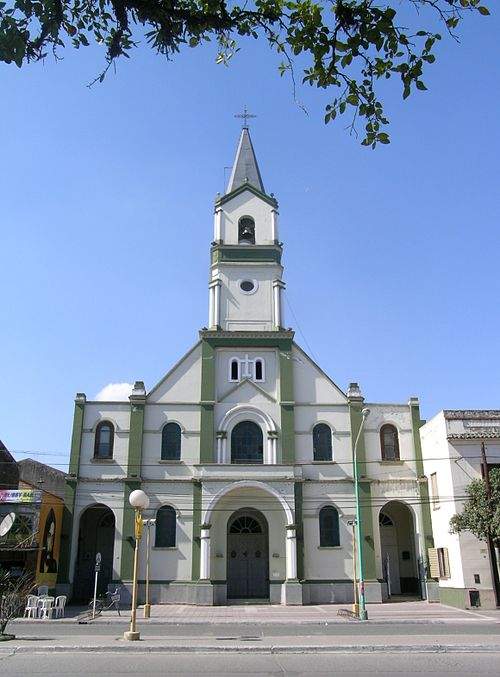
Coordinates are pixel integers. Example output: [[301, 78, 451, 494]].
[[92, 552, 102, 619]]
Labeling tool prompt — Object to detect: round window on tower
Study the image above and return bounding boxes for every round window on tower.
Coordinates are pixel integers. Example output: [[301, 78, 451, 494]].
[[239, 279, 258, 295]]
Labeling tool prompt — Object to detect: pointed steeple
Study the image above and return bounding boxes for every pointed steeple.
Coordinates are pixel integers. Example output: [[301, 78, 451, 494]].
[[226, 127, 265, 195]]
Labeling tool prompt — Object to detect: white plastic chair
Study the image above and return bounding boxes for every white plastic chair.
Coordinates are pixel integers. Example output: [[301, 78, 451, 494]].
[[54, 595, 67, 619], [37, 585, 49, 597], [24, 595, 39, 619], [37, 596, 54, 620]]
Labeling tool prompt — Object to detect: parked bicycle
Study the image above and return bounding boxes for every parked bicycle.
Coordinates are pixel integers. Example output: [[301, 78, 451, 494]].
[[77, 587, 121, 623]]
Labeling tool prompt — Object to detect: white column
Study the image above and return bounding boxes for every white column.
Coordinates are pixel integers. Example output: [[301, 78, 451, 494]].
[[200, 525, 211, 580], [216, 435, 223, 464], [273, 280, 285, 328], [214, 208, 222, 242], [286, 525, 298, 580], [214, 280, 221, 329], [222, 435, 228, 463], [271, 209, 279, 242], [208, 285, 215, 328]]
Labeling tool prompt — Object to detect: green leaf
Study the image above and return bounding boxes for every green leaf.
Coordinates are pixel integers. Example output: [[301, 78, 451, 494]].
[[478, 5, 490, 14], [416, 80, 427, 91]]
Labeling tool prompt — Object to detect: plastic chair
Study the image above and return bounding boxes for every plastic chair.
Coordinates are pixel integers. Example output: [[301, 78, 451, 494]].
[[24, 595, 39, 619], [37, 585, 49, 597], [37, 596, 55, 620], [54, 595, 67, 619]]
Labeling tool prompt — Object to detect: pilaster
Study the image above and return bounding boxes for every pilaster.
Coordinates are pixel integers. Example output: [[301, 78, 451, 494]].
[[191, 481, 202, 580], [348, 384, 377, 581], [200, 339, 215, 463], [120, 381, 146, 581], [294, 483, 305, 581], [279, 346, 295, 464], [58, 393, 85, 584], [409, 397, 435, 552]]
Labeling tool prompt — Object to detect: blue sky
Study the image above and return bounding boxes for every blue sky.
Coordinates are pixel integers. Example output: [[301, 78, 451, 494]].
[[1, 9, 499, 472]]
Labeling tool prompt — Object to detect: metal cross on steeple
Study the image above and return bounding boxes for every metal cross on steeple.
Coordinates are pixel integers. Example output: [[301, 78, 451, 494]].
[[234, 106, 257, 129]]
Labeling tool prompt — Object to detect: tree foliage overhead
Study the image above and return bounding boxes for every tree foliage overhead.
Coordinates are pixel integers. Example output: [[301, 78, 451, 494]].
[[0, 0, 490, 145], [450, 468, 500, 543]]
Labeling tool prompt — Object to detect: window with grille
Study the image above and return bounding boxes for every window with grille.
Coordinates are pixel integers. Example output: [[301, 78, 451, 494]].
[[155, 506, 176, 548], [229, 515, 263, 534], [313, 423, 333, 461], [319, 506, 340, 547], [94, 421, 114, 459], [231, 421, 263, 464], [161, 422, 181, 461], [380, 424, 400, 461]]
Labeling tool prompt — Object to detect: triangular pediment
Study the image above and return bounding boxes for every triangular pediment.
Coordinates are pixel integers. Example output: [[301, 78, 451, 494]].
[[218, 378, 276, 404]]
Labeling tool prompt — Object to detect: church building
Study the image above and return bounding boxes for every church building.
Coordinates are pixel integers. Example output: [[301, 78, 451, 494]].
[[57, 127, 437, 605]]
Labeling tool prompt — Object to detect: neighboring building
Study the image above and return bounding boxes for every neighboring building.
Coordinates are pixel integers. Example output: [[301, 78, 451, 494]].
[[0, 440, 19, 490], [420, 410, 500, 609], [0, 454, 66, 589], [58, 127, 437, 605]]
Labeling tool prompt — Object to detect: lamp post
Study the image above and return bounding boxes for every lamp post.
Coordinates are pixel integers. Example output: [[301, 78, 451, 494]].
[[123, 489, 149, 641], [353, 407, 370, 621], [143, 518, 156, 619]]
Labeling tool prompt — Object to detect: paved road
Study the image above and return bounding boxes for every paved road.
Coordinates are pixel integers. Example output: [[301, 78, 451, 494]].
[[0, 651, 499, 675]]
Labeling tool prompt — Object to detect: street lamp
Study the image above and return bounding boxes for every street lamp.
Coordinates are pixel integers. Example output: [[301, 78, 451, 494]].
[[143, 518, 156, 619], [353, 407, 370, 621], [123, 489, 149, 641]]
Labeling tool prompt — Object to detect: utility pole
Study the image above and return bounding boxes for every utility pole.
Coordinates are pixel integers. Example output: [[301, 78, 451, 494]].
[[480, 441, 500, 607]]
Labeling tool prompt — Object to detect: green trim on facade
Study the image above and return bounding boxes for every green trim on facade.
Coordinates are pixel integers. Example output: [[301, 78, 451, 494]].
[[279, 347, 295, 464], [59, 397, 85, 584], [216, 182, 278, 209], [120, 479, 141, 581], [348, 401, 377, 580], [211, 244, 282, 265], [128, 399, 145, 477], [200, 339, 215, 463], [69, 396, 85, 476], [359, 481, 377, 580], [409, 399, 435, 551], [58, 479, 77, 584], [191, 482, 202, 580], [294, 483, 304, 581], [200, 332, 293, 352]]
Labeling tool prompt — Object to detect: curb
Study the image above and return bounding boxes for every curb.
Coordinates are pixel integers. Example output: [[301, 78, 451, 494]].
[[1, 644, 500, 654]]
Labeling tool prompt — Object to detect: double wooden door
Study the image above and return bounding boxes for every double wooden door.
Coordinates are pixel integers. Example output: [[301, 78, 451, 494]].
[[227, 532, 269, 599]]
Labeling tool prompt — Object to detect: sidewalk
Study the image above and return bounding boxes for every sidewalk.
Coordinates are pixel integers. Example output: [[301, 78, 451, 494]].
[[13, 600, 500, 625]]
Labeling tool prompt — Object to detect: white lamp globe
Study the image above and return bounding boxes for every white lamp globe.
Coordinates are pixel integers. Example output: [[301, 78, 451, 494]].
[[361, 408, 371, 418], [129, 489, 149, 510]]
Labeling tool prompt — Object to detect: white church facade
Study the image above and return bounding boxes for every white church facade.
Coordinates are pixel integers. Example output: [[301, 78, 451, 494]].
[[57, 128, 437, 605]]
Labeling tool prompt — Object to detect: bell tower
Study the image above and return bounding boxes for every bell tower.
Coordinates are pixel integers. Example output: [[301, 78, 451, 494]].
[[208, 126, 284, 331]]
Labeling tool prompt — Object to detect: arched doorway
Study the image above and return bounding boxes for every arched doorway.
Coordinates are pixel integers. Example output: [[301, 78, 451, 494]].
[[227, 508, 269, 600], [379, 501, 419, 597], [73, 504, 115, 602]]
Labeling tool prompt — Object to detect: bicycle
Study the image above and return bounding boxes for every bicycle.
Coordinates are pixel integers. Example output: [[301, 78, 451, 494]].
[[77, 587, 121, 623]]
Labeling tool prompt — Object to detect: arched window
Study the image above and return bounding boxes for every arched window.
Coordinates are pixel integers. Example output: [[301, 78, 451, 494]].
[[94, 421, 114, 459], [155, 505, 176, 548], [238, 217, 255, 244], [380, 424, 400, 461], [231, 421, 263, 464], [255, 359, 264, 382], [313, 423, 332, 461], [161, 422, 181, 461], [319, 506, 340, 547], [230, 359, 239, 381]]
